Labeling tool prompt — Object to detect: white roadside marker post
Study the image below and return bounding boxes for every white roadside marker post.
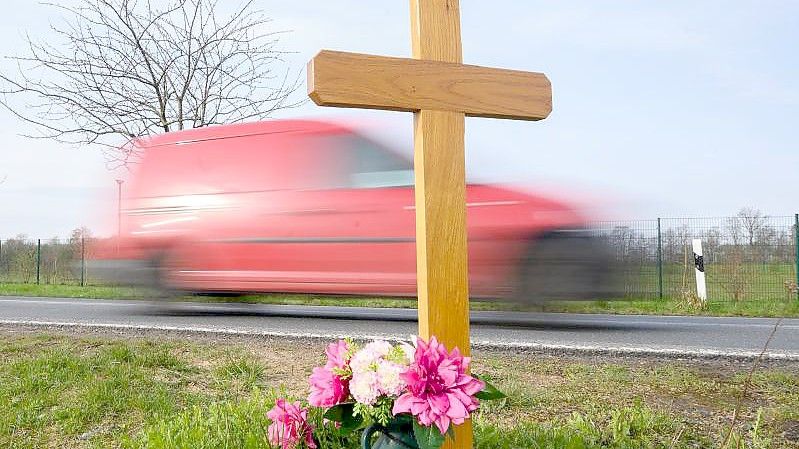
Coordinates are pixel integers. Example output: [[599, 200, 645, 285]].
[[692, 239, 707, 302]]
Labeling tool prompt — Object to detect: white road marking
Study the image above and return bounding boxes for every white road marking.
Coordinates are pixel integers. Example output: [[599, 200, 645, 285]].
[[0, 319, 397, 343], [1, 318, 797, 361]]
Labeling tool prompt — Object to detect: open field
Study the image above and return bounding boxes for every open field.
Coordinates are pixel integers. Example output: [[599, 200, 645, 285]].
[[1, 260, 796, 302], [616, 262, 797, 302], [546, 298, 799, 318], [0, 328, 797, 448], [2, 282, 798, 318]]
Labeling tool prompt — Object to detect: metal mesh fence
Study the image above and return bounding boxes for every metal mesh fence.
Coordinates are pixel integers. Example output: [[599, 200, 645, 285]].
[[591, 215, 798, 301], [2, 214, 798, 302], [0, 236, 99, 286]]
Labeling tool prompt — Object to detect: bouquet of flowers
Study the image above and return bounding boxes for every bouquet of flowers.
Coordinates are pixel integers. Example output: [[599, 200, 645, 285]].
[[266, 336, 505, 449]]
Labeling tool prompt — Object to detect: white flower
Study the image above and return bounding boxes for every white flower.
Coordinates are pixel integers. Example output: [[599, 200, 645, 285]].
[[350, 349, 376, 374], [364, 341, 393, 357], [399, 342, 415, 363], [376, 360, 406, 397], [350, 340, 392, 374], [349, 340, 410, 403], [350, 370, 380, 405]]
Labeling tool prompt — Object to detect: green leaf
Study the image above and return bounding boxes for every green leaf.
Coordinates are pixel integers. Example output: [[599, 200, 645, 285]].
[[393, 413, 413, 426], [323, 403, 352, 422], [323, 403, 363, 435], [413, 421, 446, 449], [473, 374, 507, 401]]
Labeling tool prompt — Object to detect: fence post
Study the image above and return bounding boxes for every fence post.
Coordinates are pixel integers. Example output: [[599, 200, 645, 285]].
[[36, 239, 41, 284], [795, 213, 798, 300], [81, 236, 85, 287], [657, 218, 663, 299]]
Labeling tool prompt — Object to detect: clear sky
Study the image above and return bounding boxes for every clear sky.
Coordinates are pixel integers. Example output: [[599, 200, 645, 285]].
[[0, 1, 797, 238]]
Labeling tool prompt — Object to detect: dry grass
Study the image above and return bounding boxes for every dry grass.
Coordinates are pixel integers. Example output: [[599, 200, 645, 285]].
[[0, 328, 796, 448]]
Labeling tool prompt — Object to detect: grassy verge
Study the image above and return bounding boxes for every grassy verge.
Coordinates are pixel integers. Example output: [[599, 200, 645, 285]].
[[0, 331, 797, 448], [0, 282, 511, 311], [0, 282, 148, 300], [543, 297, 799, 318], [2, 282, 799, 317]]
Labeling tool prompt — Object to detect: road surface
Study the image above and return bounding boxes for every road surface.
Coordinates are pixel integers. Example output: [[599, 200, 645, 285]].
[[0, 296, 797, 360]]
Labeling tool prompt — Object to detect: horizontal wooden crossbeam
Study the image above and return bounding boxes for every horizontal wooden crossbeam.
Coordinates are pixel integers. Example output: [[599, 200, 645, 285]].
[[307, 50, 552, 121]]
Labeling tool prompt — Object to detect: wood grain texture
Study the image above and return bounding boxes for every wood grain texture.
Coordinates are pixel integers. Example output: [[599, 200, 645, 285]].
[[307, 50, 552, 121], [410, 0, 462, 63], [411, 2, 472, 448], [414, 109, 469, 353], [306, 1, 552, 447], [413, 108, 473, 449]]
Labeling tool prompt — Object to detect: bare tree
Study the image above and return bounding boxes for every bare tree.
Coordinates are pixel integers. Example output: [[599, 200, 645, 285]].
[[0, 0, 301, 167], [737, 207, 767, 247], [69, 226, 93, 258]]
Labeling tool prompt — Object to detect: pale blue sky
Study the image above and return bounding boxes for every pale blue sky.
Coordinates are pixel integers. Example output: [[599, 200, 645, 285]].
[[0, 1, 797, 237]]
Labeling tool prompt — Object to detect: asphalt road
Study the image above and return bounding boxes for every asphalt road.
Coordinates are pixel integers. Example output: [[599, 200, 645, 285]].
[[0, 296, 797, 360]]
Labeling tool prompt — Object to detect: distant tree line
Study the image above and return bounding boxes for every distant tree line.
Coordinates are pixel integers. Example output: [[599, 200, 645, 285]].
[[0, 227, 94, 283], [598, 208, 796, 266]]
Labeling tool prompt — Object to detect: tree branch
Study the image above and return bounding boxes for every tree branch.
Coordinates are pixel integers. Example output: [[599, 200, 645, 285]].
[[0, 0, 301, 168]]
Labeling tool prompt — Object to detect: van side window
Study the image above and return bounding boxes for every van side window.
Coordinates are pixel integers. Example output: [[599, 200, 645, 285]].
[[195, 133, 347, 192], [345, 136, 413, 189]]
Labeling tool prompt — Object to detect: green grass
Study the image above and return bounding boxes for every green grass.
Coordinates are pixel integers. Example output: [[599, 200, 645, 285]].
[[0, 282, 515, 311], [0, 333, 797, 448], [609, 261, 797, 301], [0, 282, 150, 300], [540, 297, 799, 317], [3, 281, 799, 317]]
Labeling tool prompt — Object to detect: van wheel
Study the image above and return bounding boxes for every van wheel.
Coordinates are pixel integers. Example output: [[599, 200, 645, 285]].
[[513, 234, 609, 304], [147, 253, 182, 301]]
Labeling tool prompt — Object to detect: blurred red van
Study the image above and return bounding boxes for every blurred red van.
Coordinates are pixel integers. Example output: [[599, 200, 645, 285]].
[[93, 119, 614, 302]]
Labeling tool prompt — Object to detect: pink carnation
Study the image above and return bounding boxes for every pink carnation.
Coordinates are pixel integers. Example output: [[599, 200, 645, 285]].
[[324, 339, 350, 370], [392, 337, 485, 435], [308, 366, 349, 407], [266, 399, 316, 449], [308, 340, 351, 408]]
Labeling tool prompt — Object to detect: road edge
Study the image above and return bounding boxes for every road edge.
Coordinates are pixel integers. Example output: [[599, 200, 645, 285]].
[[2, 318, 797, 362]]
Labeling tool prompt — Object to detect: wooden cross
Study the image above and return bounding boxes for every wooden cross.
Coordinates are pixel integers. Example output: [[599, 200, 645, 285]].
[[307, 1, 551, 447]]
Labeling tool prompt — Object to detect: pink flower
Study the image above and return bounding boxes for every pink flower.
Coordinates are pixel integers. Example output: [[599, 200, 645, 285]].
[[308, 340, 352, 408], [266, 399, 316, 449], [324, 339, 350, 370], [392, 337, 485, 435], [308, 366, 349, 407]]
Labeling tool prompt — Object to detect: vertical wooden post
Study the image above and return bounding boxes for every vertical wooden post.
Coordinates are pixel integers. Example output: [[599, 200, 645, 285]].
[[414, 110, 469, 350], [307, 3, 552, 446], [410, 1, 472, 448]]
